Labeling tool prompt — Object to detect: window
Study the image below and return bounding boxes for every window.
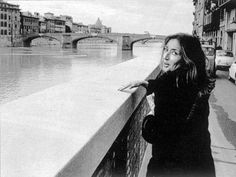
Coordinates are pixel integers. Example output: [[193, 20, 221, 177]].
[[220, 8, 224, 21]]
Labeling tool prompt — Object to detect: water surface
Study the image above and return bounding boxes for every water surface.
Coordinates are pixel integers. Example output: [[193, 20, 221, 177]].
[[0, 43, 161, 104]]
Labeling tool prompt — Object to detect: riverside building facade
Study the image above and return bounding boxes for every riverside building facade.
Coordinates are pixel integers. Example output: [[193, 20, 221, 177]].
[[0, 0, 20, 46], [88, 18, 111, 34], [60, 15, 73, 33], [72, 22, 89, 33], [44, 12, 65, 33], [20, 11, 39, 35], [0, 0, 112, 46], [193, 0, 236, 56]]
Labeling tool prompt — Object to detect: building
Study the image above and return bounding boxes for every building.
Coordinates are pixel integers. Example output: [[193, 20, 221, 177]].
[[54, 16, 66, 33], [0, 0, 20, 37], [101, 25, 111, 34], [217, 0, 236, 55], [60, 15, 73, 32], [88, 18, 111, 34], [192, 0, 205, 39], [20, 11, 39, 35], [72, 22, 88, 33], [44, 12, 65, 33], [39, 17, 46, 33], [33, 12, 46, 33], [193, 0, 236, 56]]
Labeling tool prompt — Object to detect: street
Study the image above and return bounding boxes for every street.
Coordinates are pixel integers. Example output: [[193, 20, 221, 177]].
[[209, 70, 236, 177]]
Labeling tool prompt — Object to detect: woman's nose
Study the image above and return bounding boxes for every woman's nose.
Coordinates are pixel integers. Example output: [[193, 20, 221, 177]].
[[163, 51, 170, 60]]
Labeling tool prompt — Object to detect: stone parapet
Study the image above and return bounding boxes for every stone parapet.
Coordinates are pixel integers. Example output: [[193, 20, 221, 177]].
[[92, 97, 151, 177], [0, 54, 160, 177]]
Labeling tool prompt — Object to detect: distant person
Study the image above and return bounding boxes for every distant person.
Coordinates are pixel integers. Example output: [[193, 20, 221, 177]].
[[119, 33, 215, 177]]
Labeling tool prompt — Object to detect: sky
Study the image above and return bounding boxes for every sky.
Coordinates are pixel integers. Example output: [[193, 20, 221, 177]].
[[8, 0, 195, 35]]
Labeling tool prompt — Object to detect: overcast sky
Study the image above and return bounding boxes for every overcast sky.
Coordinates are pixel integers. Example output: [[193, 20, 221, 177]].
[[9, 0, 194, 35]]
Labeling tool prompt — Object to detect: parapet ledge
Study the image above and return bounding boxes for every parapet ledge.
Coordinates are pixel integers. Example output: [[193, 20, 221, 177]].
[[0, 56, 159, 177]]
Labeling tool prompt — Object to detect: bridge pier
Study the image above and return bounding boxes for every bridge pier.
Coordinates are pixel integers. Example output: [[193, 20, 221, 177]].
[[122, 36, 132, 50], [116, 36, 133, 51], [23, 40, 31, 47], [61, 34, 72, 48], [72, 42, 77, 49]]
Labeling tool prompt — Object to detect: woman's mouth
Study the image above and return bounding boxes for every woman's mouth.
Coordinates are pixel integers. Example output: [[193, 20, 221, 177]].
[[163, 63, 169, 67]]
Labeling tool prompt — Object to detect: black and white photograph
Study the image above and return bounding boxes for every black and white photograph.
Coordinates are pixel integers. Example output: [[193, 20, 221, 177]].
[[1, 0, 236, 177]]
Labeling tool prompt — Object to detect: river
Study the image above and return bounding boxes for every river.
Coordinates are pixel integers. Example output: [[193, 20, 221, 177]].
[[0, 42, 162, 105]]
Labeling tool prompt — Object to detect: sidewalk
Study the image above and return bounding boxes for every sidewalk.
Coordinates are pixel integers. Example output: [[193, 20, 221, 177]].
[[138, 105, 236, 177], [209, 105, 236, 177]]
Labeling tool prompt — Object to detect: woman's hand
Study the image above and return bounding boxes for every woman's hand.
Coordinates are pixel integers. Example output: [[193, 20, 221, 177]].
[[118, 80, 148, 91]]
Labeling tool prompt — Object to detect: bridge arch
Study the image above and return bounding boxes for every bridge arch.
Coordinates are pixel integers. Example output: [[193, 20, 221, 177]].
[[131, 37, 156, 46], [72, 35, 117, 49], [23, 34, 61, 47], [127, 37, 159, 51]]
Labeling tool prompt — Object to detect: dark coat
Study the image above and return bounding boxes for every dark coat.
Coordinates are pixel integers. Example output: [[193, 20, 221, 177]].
[[146, 69, 215, 177]]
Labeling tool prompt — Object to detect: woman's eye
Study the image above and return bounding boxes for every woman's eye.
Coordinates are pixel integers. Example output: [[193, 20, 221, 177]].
[[171, 51, 178, 55], [163, 47, 180, 56], [171, 50, 180, 56]]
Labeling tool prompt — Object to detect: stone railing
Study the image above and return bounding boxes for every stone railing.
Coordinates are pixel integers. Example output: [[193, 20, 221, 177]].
[[91, 73, 158, 177], [0, 54, 160, 177]]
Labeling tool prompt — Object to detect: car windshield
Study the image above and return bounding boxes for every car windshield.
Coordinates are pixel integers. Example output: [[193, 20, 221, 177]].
[[202, 47, 215, 56], [216, 50, 233, 57]]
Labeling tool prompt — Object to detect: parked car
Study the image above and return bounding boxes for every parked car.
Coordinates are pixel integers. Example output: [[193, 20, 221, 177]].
[[215, 50, 234, 71], [229, 61, 236, 84], [202, 44, 216, 77]]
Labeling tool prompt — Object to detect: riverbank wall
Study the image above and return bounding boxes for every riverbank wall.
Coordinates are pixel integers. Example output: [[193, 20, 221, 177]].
[[0, 36, 59, 47], [1, 54, 160, 177], [0, 36, 12, 47]]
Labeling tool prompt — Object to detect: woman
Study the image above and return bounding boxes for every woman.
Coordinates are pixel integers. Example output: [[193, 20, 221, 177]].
[[119, 33, 215, 177]]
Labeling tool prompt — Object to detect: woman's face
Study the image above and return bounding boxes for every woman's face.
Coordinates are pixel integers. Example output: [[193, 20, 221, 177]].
[[161, 39, 182, 72]]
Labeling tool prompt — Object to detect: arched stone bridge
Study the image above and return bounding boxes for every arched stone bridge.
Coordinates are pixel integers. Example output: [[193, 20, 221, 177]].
[[18, 33, 165, 51]]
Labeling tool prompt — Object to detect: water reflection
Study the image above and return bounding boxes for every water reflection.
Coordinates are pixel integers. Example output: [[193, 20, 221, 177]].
[[0, 43, 161, 104], [117, 50, 133, 61], [0, 44, 137, 104]]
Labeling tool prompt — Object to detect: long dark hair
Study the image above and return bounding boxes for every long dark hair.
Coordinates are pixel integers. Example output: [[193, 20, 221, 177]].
[[159, 33, 208, 89]]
